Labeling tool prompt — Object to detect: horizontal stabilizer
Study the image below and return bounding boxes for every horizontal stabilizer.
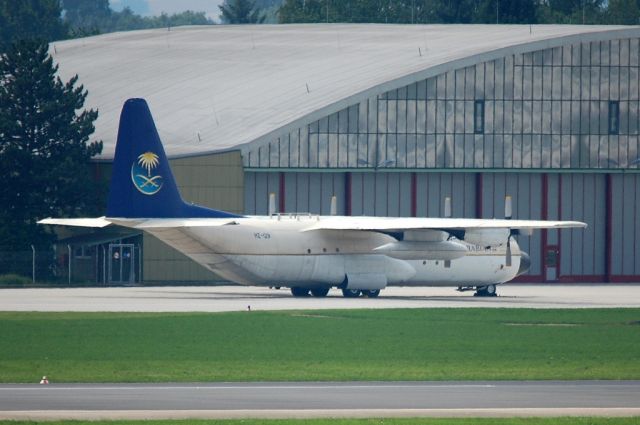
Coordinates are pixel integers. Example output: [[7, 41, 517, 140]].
[[38, 217, 112, 228]]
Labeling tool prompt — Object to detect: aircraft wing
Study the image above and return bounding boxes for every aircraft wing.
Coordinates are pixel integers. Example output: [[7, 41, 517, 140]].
[[118, 218, 239, 228], [301, 216, 587, 232]]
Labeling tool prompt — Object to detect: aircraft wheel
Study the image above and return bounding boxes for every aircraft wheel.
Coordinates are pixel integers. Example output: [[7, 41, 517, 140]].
[[291, 287, 310, 297], [341, 288, 361, 298], [310, 287, 330, 297], [474, 284, 497, 297], [362, 289, 381, 298]]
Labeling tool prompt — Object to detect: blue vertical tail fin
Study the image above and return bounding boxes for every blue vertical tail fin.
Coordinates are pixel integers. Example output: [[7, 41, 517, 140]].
[[106, 98, 242, 219]]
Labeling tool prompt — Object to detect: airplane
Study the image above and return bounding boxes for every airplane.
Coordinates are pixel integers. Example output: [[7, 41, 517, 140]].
[[40, 98, 587, 298]]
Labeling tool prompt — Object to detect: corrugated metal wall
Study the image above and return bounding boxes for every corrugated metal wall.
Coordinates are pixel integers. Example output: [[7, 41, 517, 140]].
[[610, 173, 640, 278], [415, 173, 476, 218], [558, 174, 607, 279], [350, 173, 413, 217], [244, 172, 346, 215]]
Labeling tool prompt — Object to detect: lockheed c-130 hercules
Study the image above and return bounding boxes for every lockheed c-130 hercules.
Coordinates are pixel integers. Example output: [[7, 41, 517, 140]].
[[40, 99, 586, 298]]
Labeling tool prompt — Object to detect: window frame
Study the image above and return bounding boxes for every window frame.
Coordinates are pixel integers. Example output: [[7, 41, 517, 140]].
[[474, 99, 485, 134], [608, 100, 620, 135]]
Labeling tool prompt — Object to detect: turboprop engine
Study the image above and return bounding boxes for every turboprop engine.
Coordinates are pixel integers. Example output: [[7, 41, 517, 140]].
[[373, 230, 468, 261]]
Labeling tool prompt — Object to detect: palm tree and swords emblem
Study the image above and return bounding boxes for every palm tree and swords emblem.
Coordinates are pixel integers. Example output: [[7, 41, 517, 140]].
[[131, 152, 164, 195]]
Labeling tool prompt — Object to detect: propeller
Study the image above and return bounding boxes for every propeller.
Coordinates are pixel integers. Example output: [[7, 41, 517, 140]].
[[330, 195, 337, 216], [268, 193, 276, 216], [505, 195, 512, 267], [444, 196, 452, 218]]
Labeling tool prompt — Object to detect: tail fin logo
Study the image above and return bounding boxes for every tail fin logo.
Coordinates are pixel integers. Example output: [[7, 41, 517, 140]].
[[131, 151, 164, 195]]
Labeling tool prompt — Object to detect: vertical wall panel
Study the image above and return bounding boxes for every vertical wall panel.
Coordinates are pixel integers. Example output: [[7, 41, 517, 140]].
[[244, 171, 256, 214], [610, 174, 640, 276], [559, 174, 606, 278], [413, 173, 475, 218], [296, 173, 310, 213]]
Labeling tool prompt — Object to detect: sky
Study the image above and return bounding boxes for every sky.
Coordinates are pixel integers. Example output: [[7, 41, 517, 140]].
[[110, 0, 225, 21]]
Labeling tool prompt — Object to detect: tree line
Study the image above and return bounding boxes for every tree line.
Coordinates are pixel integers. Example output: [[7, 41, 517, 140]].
[[275, 0, 640, 25]]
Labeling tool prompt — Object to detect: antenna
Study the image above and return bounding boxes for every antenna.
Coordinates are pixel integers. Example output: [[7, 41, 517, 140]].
[[444, 197, 452, 218], [504, 195, 512, 220], [330, 195, 337, 215]]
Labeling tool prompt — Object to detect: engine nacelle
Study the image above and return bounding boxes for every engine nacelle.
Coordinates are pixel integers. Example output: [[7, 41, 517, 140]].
[[464, 228, 510, 247], [373, 240, 468, 260]]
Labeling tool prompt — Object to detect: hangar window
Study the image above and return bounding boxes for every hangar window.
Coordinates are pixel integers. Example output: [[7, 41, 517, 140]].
[[608, 101, 620, 135], [474, 100, 485, 134]]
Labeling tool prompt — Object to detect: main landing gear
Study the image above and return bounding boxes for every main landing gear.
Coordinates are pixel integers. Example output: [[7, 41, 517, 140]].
[[341, 289, 380, 298], [290, 287, 382, 298], [290, 287, 309, 297], [474, 284, 497, 297], [290, 287, 331, 297]]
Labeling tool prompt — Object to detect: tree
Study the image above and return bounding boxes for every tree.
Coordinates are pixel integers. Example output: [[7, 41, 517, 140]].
[[475, 0, 538, 24], [607, 0, 640, 24], [537, 0, 605, 24], [0, 40, 103, 252], [220, 0, 266, 24], [0, 0, 68, 50], [62, 0, 111, 36]]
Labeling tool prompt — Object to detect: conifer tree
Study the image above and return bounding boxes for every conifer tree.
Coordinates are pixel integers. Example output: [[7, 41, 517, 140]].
[[0, 40, 103, 251], [220, 0, 266, 24]]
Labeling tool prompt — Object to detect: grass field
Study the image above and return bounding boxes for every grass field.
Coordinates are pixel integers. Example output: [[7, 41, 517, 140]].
[[1, 419, 638, 425], [0, 308, 639, 382]]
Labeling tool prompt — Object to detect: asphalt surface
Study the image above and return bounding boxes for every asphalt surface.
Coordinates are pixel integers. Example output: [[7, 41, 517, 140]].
[[1, 381, 639, 419], [1, 284, 640, 312]]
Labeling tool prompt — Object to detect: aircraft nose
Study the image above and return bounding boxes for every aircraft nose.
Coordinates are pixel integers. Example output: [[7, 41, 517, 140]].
[[517, 251, 531, 277]]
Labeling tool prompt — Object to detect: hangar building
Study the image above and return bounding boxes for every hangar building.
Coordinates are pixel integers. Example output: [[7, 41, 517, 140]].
[[52, 24, 640, 284]]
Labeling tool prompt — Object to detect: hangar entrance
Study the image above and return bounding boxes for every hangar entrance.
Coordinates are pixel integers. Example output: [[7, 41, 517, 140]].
[[108, 243, 137, 284]]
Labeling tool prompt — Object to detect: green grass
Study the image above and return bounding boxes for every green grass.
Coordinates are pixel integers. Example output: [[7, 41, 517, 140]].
[[1, 419, 639, 425], [0, 274, 32, 286], [0, 309, 639, 382]]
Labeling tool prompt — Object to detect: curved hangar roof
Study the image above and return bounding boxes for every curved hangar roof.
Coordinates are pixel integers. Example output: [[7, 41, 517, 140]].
[[51, 24, 640, 160]]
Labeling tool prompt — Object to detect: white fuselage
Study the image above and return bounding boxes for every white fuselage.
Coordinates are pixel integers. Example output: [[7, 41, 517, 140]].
[[143, 215, 523, 289]]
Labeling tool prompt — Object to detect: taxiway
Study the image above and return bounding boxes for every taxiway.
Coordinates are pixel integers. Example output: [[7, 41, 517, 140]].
[[0, 284, 639, 311]]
